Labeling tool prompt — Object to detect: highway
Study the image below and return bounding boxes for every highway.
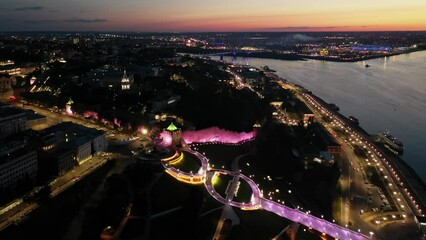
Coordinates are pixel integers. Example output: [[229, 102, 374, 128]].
[[0, 101, 137, 232], [209, 61, 422, 238], [297, 90, 422, 238]]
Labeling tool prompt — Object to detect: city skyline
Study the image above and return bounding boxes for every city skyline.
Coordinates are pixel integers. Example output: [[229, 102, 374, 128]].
[[1, 0, 426, 32]]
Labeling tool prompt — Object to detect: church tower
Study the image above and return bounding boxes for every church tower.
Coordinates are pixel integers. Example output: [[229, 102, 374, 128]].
[[121, 70, 130, 90], [167, 122, 182, 147], [253, 121, 261, 138]]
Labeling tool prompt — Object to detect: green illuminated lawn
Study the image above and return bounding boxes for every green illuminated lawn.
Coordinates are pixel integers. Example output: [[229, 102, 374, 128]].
[[170, 152, 201, 173], [233, 178, 253, 204], [195, 143, 250, 170], [212, 173, 235, 199]]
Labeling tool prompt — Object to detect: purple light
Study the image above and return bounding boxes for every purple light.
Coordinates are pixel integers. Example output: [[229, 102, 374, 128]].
[[158, 131, 172, 147], [83, 111, 99, 120], [161, 146, 370, 240], [157, 127, 254, 147], [182, 127, 254, 144], [114, 118, 121, 128]]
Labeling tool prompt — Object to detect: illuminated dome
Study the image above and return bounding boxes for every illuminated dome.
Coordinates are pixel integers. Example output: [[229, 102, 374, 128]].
[[320, 48, 329, 56]]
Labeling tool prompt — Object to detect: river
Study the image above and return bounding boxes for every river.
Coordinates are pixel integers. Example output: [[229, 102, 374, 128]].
[[214, 51, 426, 182]]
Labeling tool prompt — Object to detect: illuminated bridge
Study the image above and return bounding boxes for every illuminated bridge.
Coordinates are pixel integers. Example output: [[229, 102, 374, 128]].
[[161, 148, 370, 240], [201, 50, 265, 60]]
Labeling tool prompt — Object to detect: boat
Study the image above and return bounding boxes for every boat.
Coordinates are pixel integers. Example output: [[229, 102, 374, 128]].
[[375, 131, 404, 155]]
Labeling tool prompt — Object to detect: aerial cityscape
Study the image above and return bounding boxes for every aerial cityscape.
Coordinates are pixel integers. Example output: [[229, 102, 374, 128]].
[[1, 1, 426, 240]]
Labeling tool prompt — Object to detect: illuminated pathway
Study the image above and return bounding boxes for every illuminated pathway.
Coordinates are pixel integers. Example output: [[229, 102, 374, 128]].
[[161, 148, 370, 240]]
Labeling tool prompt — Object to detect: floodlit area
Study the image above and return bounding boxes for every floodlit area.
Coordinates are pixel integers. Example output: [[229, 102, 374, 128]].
[[161, 147, 370, 240]]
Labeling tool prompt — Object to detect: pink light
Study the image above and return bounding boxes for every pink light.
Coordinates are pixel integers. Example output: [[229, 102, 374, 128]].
[[182, 127, 254, 144], [65, 105, 73, 116], [157, 127, 254, 147], [84, 111, 99, 120], [114, 118, 121, 128], [158, 131, 173, 147]]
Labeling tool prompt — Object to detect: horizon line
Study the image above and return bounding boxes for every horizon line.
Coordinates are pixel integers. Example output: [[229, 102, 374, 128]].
[[1, 29, 426, 34]]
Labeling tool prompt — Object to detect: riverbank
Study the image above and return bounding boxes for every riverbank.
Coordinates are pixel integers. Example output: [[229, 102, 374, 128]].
[[216, 51, 426, 184], [300, 48, 425, 62], [224, 52, 304, 61], [178, 47, 425, 63], [303, 90, 426, 214]]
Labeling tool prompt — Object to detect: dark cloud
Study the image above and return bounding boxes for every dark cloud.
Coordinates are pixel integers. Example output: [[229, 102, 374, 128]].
[[15, 6, 44, 11], [22, 19, 57, 24], [64, 18, 108, 23]]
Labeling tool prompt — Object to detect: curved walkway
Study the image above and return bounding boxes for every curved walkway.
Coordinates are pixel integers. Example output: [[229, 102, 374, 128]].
[[161, 147, 370, 240]]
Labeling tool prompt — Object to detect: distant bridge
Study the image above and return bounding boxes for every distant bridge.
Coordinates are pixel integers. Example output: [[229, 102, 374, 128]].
[[202, 50, 265, 60]]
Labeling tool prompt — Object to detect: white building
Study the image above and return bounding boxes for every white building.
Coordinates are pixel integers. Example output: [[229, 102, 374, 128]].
[[92, 133, 108, 153], [56, 149, 75, 176], [0, 107, 28, 138], [0, 143, 38, 190], [121, 70, 131, 90], [74, 137, 92, 164]]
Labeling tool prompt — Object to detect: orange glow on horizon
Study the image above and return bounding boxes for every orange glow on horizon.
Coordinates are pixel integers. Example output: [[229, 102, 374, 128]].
[[2, 0, 426, 32]]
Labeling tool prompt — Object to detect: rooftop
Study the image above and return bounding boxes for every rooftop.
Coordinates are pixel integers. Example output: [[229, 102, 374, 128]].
[[0, 106, 27, 119], [166, 122, 179, 132]]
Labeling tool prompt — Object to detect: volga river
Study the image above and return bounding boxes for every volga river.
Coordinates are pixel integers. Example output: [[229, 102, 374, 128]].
[[214, 51, 426, 182]]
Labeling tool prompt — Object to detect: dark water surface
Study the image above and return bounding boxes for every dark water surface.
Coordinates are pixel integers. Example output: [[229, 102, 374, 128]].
[[216, 51, 426, 181]]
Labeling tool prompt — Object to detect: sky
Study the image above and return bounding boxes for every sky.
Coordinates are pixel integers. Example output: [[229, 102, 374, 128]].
[[1, 0, 426, 32]]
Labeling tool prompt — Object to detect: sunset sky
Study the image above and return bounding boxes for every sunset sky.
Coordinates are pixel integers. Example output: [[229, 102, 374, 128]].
[[1, 0, 426, 32]]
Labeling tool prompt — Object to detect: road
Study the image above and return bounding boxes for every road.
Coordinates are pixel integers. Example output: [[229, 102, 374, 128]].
[[0, 102, 140, 232], [298, 91, 421, 238], [210, 61, 421, 239], [0, 153, 115, 231]]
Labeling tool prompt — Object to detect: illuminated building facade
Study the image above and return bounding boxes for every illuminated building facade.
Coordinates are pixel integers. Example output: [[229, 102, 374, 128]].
[[352, 45, 392, 52], [65, 98, 74, 115], [0, 142, 38, 190], [0, 65, 21, 76], [0, 106, 28, 138], [0, 60, 14, 66], [320, 48, 329, 56], [121, 70, 131, 90], [166, 122, 182, 147], [253, 122, 261, 138], [0, 77, 13, 90]]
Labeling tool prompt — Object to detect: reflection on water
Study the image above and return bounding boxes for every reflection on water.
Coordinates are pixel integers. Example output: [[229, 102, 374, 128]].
[[216, 51, 426, 181]]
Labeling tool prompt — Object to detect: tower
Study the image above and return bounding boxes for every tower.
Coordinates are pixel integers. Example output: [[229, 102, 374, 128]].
[[253, 121, 261, 138], [121, 70, 130, 90], [65, 98, 74, 115], [167, 122, 182, 147]]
